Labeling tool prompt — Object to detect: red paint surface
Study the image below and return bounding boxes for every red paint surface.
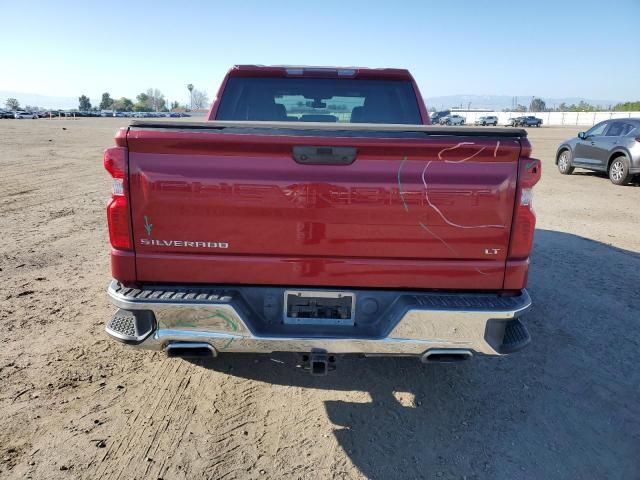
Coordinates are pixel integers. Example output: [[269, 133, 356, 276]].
[[122, 130, 525, 290], [111, 249, 136, 283]]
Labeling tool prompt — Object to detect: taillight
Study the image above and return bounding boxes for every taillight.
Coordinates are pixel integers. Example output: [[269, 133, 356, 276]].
[[508, 158, 541, 259], [104, 146, 132, 250]]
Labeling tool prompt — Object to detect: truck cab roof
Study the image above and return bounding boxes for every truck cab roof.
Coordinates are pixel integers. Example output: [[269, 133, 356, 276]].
[[229, 64, 415, 81]]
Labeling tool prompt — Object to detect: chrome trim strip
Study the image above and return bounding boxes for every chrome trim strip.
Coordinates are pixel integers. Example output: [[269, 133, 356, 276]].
[[574, 157, 601, 165], [129, 119, 528, 138]]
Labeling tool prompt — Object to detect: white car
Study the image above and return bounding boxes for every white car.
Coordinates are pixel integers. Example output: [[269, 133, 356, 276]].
[[440, 114, 466, 126], [14, 111, 38, 119], [475, 115, 498, 126]]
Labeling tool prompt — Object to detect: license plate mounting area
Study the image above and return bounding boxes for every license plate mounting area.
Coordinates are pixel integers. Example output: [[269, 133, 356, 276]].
[[284, 290, 355, 326]]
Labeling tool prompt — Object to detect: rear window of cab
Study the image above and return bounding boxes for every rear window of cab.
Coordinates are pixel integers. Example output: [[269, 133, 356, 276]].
[[216, 77, 422, 124]]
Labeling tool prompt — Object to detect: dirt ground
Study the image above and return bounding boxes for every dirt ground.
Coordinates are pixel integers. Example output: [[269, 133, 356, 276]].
[[0, 118, 638, 480]]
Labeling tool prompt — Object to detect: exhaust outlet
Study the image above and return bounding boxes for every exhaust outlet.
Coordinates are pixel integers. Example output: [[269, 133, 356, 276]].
[[166, 342, 217, 358], [421, 349, 473, 364]]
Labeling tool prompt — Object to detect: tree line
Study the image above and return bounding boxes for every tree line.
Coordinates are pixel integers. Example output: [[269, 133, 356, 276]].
[[507, 97, 640, 113], [6, 93, 640, 114], [3, 87, 210, 112], [91, 87, 209, 112]]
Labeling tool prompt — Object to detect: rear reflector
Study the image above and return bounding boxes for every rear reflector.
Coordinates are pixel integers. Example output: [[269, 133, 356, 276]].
[[112, 178, 124, 196], [107, 196, 132, 249], [520, 188, 533, 207]]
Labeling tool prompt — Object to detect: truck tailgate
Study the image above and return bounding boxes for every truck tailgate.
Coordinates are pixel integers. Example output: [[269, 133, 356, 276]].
[[126, 123, 522, 289]]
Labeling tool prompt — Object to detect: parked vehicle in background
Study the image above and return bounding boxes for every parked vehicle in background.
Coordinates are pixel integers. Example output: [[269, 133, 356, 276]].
[[429, 110, 450, 125], [132, 112, 167, 118], [520, 116, 542, 127], [506, 116, 523, 127], [508, 116, 542, 127], [556, 118, 640, 185], [440, 114, 465, 126], [14, 111, 38, 119], [474, 116, 498, 126], [102, 65, 540, 372], [0, 110, 16, 119]]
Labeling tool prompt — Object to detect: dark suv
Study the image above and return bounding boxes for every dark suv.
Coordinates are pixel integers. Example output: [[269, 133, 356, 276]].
[[521, 116, 542, 127], [429, 110, 450, 125], [556, 119, 640, 185], [509, 116, 542, 127]]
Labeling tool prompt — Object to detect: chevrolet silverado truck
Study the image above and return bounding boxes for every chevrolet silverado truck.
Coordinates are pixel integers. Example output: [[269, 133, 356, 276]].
[[104, 65, 540, 374]]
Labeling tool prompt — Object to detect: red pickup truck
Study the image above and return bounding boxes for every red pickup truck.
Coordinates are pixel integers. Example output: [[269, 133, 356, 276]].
[[104, 65, 540, 374]]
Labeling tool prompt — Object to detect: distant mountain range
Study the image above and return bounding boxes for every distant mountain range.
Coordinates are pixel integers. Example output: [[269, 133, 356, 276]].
[[0, 90, 623, 111], [424, 94, 621, 111]]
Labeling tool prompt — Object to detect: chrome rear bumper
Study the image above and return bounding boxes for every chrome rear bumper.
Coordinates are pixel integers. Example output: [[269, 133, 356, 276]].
[[106, 281, 532, 357]]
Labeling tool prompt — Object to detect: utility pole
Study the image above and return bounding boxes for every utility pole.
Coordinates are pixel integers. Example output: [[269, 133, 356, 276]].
[[187, 84, 194, 111]]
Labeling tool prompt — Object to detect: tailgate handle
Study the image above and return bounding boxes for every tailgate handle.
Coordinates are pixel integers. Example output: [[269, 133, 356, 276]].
[[292, 146, 357, 165]]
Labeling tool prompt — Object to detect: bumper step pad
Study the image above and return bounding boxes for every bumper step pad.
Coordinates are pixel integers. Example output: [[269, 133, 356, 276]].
[[110, 282, 232, 303], [107, 311, 136, 338], [106, 308, 155, 344], [500, 318, 531, 354], [109, 282, 527, 311]]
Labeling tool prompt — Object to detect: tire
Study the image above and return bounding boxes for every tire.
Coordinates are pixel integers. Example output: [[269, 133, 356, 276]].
[[608, 155, 631, 185], [557, 150, 574, 175]]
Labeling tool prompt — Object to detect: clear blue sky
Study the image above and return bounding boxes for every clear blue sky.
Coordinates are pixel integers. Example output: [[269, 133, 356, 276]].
[[1, 0, 638, 106]]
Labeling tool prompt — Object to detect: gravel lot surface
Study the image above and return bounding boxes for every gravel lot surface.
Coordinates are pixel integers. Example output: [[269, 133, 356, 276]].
[[1, 119, 638, 479]]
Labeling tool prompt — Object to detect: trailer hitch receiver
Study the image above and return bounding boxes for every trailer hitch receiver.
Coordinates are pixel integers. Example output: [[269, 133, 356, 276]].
[[300, 349, 336, 375]]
